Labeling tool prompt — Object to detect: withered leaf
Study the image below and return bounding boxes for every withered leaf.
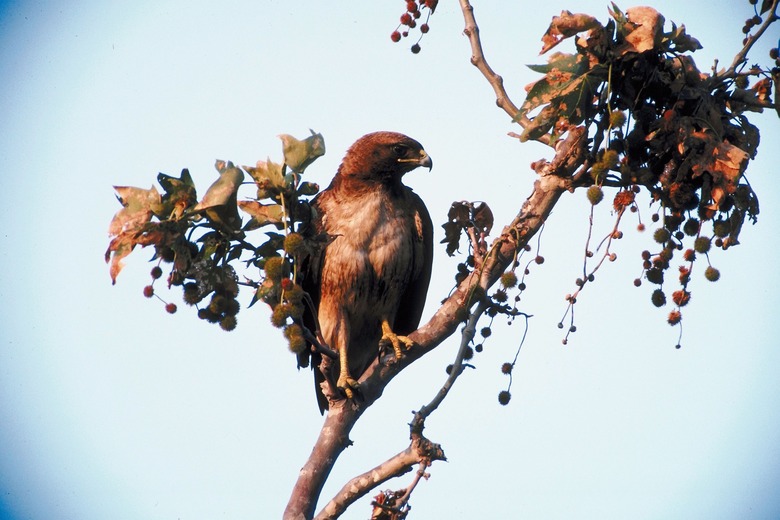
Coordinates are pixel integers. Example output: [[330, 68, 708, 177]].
[[238, 201, 286, 231], [108, 185, 162, 236], [541, 11, 601, 54]]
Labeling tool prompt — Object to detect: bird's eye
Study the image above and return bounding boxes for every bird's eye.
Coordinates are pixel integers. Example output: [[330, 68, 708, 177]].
[[392, 144, 407, 156]]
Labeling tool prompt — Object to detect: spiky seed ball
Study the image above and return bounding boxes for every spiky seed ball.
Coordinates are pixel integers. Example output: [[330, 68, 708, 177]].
[[651, 289, 666, 307], [679, 266, 691, 284], [270, 305, 289, 328], [637, 223, 646, 232], [633, 278, 642, 287], [280, 278, 294, 291], [420, 23, 430, 33], [150, 266, 163, 279], [613, 190, 635, 211], [445, 364, 453, 375], [463, 346, 474, 360], [672, 290, 691, 307], [143, 285, 154, 298], [694, 236, 711, 254], [498, 390, 511, 406], [609, 110, 627, 128], [683, 218, 700, 236], [480, 327, 492, 338], [264, 256, 285, 281], [208, 294, 227, 314], [182, 283, 201, 305], [653, 228, 671, 244], [770, 48, 779, 60], [713, 219, 730, 238], [391, 31, 401, 42], [641, 250, 651, 261], [165, 303, 177, 314], [609, 253, 617, 262], [534, 255, 544, 265], [646, 268, 664, 285], [283, 233, 304, 255], [198, 308, 220, 323], [587, 185, 604, 205], [287, 334, 307, 355], [400, 13, 412, 25], [475, 343, 483, 353], [493, 290, 508, 303], [704, 266, 721, 282], [216, 315, 235, 332], [224, 298, 240, 317], [683, 249, 696, 262], [501, 362, 513, 375], [518, 282, 526, 291], [410, 43, 421, 54], [500, 271, 518, 288], [667, 310, 682, 325]]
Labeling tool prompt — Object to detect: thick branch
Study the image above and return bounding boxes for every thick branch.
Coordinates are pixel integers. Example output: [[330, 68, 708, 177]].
[[314, 437, 445, 519]]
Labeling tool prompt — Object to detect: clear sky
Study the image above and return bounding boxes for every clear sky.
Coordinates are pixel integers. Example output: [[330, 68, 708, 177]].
[[1, 1, 779, 519]]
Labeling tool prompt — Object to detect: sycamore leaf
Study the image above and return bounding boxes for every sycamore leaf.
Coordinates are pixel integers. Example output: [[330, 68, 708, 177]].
[[522, 53, 591, 115], [108, 185, 162, 236], [105, 233, 136, 284], [192, 161, 244, 231], [157, 168, 197, 220], [279, 129, 326, 174], [540, 11, 601, 54], [665, 22, 702, 53], [472, 202, 494, 235], [238, 201, 286, 231], [244, 158, 285, 199], [615, 6, 665, 55]]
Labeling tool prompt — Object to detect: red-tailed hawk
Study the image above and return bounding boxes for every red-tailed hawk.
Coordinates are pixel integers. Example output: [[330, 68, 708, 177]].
[[298, 131, 433, 413]]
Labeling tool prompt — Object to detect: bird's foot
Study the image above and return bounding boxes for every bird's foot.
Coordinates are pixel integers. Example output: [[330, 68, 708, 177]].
[[379, 330, 416, 362], [336, 373, 360, 399]]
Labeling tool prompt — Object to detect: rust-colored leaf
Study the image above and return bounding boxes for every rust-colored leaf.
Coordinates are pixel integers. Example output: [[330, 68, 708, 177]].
[[614, 6, 665, 55], [541, 11, 601, 54]]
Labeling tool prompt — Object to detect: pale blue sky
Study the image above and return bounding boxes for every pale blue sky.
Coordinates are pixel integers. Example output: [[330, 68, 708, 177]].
[[1, 1, 779, 519]]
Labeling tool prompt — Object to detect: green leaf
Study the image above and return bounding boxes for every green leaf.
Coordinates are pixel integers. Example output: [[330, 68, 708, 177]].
[[279, 129, 326, 174]]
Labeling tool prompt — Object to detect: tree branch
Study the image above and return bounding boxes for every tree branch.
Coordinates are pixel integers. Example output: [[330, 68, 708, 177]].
[[716, 0, 779, 82], [313, 437, 445, 519], [458, 0, 552, 146]]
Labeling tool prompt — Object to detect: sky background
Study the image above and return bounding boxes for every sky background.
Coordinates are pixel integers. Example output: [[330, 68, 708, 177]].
[[1, 1, 779, 519]]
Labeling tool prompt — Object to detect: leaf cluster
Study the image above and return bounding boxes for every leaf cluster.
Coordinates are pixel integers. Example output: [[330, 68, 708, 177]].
[[105, 130, 327, 339]]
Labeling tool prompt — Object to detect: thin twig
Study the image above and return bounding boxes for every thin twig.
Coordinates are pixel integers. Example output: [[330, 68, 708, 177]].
[[458, 0, 552, 146], [716, 0, 779, 82]]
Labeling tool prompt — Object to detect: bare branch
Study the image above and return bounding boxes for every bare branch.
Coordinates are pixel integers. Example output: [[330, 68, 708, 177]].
[[458, 0, 552, 146], [314, 437, 444, 520], [716, 0, 779, 81]]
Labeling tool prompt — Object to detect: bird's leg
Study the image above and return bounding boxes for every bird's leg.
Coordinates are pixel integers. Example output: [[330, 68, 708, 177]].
[[379, 318, 416, 361], [336, 342, 359, 399]]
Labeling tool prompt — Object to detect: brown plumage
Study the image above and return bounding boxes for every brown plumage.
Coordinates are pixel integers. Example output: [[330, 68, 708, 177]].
[[298, 132, 433, 413]]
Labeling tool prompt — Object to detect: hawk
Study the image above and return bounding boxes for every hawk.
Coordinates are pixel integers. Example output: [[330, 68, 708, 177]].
[[298, 131, 434, 413]]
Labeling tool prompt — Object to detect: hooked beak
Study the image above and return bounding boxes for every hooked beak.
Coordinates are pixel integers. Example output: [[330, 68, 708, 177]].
[[418, 149, 433, 171]]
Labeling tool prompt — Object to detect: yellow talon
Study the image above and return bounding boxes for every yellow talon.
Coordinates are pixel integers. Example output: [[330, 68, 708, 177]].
[[379, 319, 416, 360], [336, 373, 359, 399]]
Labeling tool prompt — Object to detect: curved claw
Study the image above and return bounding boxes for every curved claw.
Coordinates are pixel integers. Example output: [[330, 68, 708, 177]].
[[336, 373, 359, 399], [379, 319, 416, 361]]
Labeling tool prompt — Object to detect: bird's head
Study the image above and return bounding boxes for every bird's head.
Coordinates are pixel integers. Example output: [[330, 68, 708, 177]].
[[337, 131, 432, 185]]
